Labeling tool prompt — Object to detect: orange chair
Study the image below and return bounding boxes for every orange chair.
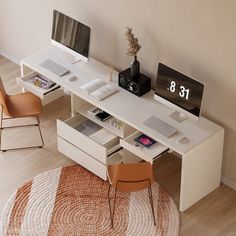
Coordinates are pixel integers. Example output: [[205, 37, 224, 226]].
[[107, 162, 156, 227], [0, 77, 44, 151]]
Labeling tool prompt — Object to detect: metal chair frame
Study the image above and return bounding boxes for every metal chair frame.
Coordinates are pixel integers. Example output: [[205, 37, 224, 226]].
[[107, 178, 156, 228], [0, 105, 44, 152]]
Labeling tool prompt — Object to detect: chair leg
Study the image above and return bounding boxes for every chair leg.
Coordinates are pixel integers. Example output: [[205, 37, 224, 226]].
[[0, 105, 4, 152], [0, 114, 44, 152], [148, 184, 156, 225], [111, 188, 117, 228], [107, 184, 118, 228], [107, 185, 113, 226], [36, 115, 44, 148]]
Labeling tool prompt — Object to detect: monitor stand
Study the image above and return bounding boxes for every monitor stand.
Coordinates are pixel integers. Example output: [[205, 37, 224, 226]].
[[169, 111, 188, 123], [63, 53, 82, 64]]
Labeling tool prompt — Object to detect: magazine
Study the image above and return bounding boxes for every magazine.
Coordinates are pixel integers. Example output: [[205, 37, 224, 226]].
[[29, 75, 56, 90]]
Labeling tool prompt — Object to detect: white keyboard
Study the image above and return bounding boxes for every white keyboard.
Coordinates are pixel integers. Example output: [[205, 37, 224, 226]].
[[143, 116, 177, 138], [40, 59, 69, 77]]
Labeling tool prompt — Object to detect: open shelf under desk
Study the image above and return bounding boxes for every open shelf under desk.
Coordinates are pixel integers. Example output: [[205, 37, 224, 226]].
[[75, 105, 125, 138]]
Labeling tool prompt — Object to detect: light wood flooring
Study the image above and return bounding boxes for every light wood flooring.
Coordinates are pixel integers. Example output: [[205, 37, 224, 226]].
[[0, 55, 236, 236]]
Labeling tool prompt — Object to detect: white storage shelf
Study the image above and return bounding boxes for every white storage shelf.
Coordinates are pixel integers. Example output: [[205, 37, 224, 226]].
[[17, 71, 64, 105], [76, 104, 124, 138], [120, 131, 169, 163], [57, 113, 120, 164]]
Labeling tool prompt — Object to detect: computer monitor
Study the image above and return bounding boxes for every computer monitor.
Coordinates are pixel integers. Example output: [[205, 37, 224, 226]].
[[51, 10, 91, 63], [154, 63, 204, 122]]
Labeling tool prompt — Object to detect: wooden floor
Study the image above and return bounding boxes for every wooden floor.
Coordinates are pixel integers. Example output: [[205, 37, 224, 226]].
[[0, 56, 236, 236]]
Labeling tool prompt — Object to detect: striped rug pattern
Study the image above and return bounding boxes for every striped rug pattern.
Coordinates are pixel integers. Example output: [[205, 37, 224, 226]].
[[0, 165, 179, 236]]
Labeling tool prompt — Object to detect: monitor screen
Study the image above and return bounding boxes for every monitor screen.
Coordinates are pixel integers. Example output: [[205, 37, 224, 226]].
[[52, 10, 90, 60], [155, 63, 204, 118]]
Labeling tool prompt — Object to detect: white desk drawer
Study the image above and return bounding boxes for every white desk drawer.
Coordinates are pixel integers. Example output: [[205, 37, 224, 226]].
[[120, 131, 169, 163], [58, 137, 123, 180], [17, 71, 63, 105], [57, 114, 120, 164], [58, 137, 107, 180]]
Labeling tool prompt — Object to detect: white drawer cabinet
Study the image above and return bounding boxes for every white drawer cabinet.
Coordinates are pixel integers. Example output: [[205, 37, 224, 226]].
[[57, 113, 123, 180], [57, 114, 120, 164], [58, 137, 108, 180]]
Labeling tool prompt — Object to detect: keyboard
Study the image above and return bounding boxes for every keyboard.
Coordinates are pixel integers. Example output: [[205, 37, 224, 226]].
[[143, 116, 177, 138], [40, 59, 69, 77]]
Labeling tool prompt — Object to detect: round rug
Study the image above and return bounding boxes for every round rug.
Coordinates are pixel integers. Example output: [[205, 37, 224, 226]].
[[0, 165, 179, 236]]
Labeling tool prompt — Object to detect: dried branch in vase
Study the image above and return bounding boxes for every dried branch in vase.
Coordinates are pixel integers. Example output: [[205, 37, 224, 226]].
[[125, 27, 141, 57]]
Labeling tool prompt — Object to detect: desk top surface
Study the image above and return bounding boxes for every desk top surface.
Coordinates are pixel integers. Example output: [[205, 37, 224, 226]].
[[21, 46, 223, 155]]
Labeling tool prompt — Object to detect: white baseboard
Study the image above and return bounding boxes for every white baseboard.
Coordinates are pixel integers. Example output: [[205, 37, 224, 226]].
[[221, 176, 236, 190], [0, 49, 20, 65]]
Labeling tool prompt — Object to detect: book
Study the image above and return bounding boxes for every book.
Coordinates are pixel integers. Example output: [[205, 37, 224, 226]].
[[87, 107, 102, 117], [80, 79, 118, 100], [89, 128, 118, 146], [29, 75, 56, 90], [95, 111, 112, 121]]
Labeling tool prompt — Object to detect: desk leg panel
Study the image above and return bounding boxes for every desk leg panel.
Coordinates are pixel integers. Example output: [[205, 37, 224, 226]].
[[179, 129, 224, 211]]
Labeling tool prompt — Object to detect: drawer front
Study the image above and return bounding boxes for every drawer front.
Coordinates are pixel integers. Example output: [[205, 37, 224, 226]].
[[17, 71, 62, 101], [17, 71, 45, 98], [57, 118, 107, 163], [120, 131, 169, 163], [58, 136, 107, 180]]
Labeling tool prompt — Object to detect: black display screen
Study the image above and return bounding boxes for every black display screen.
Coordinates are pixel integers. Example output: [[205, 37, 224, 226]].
[[52, 10, 90, 58], [155, 63, 204, 117]]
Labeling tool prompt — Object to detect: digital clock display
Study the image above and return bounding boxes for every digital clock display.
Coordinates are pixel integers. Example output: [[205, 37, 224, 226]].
[[155, 63, 204, 117], [167, 80, 190, 100]]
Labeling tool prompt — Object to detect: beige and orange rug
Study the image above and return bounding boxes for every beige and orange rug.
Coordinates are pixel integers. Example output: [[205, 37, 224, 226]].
[[0, 165, 179, 236]]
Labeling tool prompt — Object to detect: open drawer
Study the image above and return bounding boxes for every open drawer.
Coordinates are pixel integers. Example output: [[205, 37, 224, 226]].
[[120, 131, 169, 163], [57, 114, 120, 164], [17, 71, 63, 105]]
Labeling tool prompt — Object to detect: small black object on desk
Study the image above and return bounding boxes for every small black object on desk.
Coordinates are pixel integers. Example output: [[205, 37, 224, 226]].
[[118, 68, 151, 97]]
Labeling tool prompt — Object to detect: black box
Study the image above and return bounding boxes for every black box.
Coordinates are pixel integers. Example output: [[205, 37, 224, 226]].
[[118, 68, 151, 97]]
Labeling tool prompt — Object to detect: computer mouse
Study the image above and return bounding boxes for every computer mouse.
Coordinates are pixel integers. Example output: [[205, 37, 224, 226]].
[[177, 136, 189, 144], [68, 76, 77, 81]]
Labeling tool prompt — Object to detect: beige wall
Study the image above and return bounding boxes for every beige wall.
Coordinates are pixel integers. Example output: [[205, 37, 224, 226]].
[[0, 0, 236, 184]]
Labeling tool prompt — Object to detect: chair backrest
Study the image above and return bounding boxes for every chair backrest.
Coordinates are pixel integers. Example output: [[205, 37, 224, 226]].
[[107, 162, 153, 192], [0, 78, 10, 116]]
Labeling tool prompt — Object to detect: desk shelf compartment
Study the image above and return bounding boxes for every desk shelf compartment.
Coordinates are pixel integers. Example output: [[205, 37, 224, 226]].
[[57, 114, 121, 164], [120, 131, 169, 163], [73, 95, 136, 138], [17, 71, 63, 105]]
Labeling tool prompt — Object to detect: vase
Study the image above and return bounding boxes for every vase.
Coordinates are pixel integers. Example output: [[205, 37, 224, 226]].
[[130, 56, 140, 79]]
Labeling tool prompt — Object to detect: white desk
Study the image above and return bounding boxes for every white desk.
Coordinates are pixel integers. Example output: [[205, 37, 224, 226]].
[[19, 46, 224, 211]]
